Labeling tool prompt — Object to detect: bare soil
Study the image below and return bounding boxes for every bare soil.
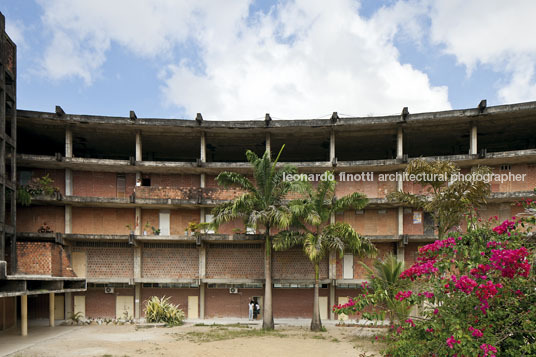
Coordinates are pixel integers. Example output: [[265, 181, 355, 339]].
[[12, 323, 384, 357]]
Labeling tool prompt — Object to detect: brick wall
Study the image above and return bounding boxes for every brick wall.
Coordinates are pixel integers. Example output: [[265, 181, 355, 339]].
[[206, 246, 264, 279], [490, 164, 536, 192], [16, 242, 76, 277], [335, 173, 397, 198], [205, 288, 264, 318], [150, 174, 199, 188], [24, 168, 66, 195], [141, 288, 198, 318], [17, 206, 65, 233], [273, 288, 329, 318], [73, 247, 133, 278], [142, 247, 198, 278], [403, 208, 424, 235], [337, 209, 397, 236], [75, 287, 135, 318], [171, 209, 200, 235], [336, 243, 395, 279], [72, 207, 135, 234], [273, 249, 328, 280]]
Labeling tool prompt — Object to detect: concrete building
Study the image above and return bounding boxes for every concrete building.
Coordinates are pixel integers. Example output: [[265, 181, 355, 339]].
[[0, 12, 85, 336], [13, 99, 536, 321]]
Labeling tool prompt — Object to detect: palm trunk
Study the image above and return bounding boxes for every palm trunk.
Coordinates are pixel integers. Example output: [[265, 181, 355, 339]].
[[263, 228, 274, 330], [310, 262, 322, 331]]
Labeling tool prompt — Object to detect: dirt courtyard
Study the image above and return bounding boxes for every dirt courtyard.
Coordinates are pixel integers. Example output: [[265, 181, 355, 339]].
[[9, 323, 384, 357]]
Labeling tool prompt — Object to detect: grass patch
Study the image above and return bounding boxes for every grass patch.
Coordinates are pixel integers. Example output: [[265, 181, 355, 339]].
[[175, 328, 287, 343]]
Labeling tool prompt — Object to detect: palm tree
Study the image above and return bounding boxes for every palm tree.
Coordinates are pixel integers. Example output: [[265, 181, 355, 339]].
[[211, 146, 298, 330], [273, 173, 377, 331], [360, 254, 410, 324]]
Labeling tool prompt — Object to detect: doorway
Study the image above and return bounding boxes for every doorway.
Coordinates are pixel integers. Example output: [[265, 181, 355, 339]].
[[252, 296, 263, 320]]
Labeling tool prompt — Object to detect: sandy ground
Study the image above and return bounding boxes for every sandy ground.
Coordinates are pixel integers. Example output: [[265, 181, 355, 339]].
[[8, 322, 385, 357]]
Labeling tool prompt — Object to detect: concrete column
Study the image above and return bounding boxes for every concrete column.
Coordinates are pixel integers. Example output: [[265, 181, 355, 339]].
[[396, 126, 403, 159], [14, 296, 17, 328], [397, 206, 405, 262], [470, 124, 477, 155], [265, 132, 271, 157], [65, 128, 73, 158], [134, 246, 141, 279], [135, 131, 142, 162], [330, 129, 336, 162], [199, 283, 206, 320], [49, 293, 55, 327], [329, 283, 335, 320], [134, 283, 141, 320], [65, 168, 73, 196], [200, 132, 206, 163], [21, 295, 27, 336], [64, 292, 72, 320], [65, 205, 72, 234], [199, 243, 206, 320], [200, 207, 205, 223], [135, 207, 141, 235]]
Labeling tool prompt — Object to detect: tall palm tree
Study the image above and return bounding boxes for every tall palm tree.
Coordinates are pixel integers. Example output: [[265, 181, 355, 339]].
[[273, 173, 377, 331], [211, 147, 298, 330]]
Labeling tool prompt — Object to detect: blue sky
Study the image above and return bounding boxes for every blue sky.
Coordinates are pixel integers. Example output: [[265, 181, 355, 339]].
[[2, 0, 535, 120]]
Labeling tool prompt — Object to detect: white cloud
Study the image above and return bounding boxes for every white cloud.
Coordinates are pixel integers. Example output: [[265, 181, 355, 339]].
[[5, 19, 25, 47], [428, 0, 536, 103], [37, 0, 451, 118]]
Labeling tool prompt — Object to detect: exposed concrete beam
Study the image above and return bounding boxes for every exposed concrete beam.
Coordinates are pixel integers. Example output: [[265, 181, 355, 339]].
[[135, 207, 141, 235], [65, 127, 72, 158], [135, 131, 142, 162], [134, 283, 141, 320], [200, 132, 206, 163], [265, 132, 271, 157], [65, 205, 72, 234], [470, 124, 478, 155], [21, 294, 27, 336], [396, 126, 403, 159], [329, 129, 335, 163], [49, 293, 55, 327]]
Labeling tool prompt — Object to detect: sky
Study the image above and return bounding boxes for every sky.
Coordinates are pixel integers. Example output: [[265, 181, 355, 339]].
[[1, 0, 536, 121]]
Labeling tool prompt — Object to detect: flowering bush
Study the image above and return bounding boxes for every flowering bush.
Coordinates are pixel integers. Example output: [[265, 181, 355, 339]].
[[380, 216, 535, 357]]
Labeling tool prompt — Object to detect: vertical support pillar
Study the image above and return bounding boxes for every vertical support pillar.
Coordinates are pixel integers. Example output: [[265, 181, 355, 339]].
[[265, 132, 271, 157], [199, 243, 206, 319], [134, 246, 141, 279], [470, 124, 477, 155], [200, 131, 206, 163], [21, 295, 27, 336], [64, 292, 72, 320], [49, 293, 55, 327], [14, 296, 18, 328], [397, 173, 405, 262], [135, 130, 142, 162], [199, 283, 206, 320], [330, 129, 335, 162], [65, 169, 72, 196], [64, 205, 72, 234], [396, 126, 403, 159], [135, 207, 141, 235], [134, 283, 141, 320], [65, 128, 72, 158]]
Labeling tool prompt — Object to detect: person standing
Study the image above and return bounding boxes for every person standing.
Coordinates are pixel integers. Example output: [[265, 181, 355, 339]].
[[248, 300, 254, 321], [254, 301, 260, 320]]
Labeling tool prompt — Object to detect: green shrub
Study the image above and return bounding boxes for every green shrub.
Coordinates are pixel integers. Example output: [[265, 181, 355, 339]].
[[144, 296, 185, 326]]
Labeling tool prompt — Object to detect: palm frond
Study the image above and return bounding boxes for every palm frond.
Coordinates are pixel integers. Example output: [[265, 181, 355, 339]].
[[216, 172, 256, 193], [332, 192, 368, 213], [273, 230, 306, 251]]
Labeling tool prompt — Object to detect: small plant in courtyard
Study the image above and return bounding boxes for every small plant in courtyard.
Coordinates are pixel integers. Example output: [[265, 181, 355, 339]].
[[17, 174, 61, 206], [144, 296, 185, 326]]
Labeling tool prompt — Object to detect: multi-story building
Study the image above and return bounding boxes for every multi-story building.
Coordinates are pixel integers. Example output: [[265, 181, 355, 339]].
[[13, 96, 536, 322], [0, 12, 85, 336]]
